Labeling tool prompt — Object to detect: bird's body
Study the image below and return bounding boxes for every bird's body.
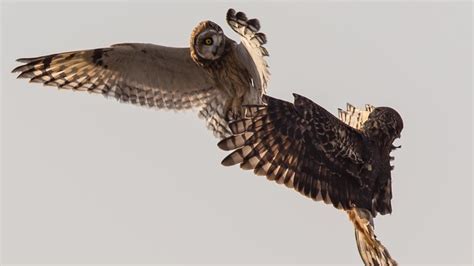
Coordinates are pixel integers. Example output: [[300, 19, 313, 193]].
[[12, 9, 269, 138], [218, 94, 403, 265], [219, 94, 403, 216], [339, 104, 398, 266]]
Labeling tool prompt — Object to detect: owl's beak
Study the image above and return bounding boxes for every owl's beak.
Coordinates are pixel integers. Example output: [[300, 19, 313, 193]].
[[211, 47, 218, 57], [391, 144, 401, 151]]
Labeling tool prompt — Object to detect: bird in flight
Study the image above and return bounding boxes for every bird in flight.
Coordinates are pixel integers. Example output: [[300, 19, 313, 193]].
[[339, 103, 398, 266], [218, 94, 403, 265], [12, 9, 269, 138]]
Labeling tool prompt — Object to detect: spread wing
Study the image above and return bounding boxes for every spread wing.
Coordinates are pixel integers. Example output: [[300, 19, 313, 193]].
[[12, 43, 216, 110], [218, 94, 375, 210], [226, 8, 270, 94]]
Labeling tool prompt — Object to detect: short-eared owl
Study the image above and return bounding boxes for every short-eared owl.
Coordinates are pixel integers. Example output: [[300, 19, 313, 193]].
[[12, 9, 269, 138], [218, 94, 403, 265], [339, 104, 398, 266]]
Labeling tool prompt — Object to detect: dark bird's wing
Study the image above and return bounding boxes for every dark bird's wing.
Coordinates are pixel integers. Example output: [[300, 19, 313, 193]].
[[218, 94, 374, 211], [12, 43, 216, 110], [226, 8, 270, 95]]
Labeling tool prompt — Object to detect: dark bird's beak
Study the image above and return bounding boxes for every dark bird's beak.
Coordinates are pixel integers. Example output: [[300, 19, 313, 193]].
[[391, 144, 401, 151], [211, 47, 218, 57]]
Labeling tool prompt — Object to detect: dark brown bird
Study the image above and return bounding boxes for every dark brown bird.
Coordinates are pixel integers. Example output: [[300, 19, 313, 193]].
[[218, 94, 403, 265]]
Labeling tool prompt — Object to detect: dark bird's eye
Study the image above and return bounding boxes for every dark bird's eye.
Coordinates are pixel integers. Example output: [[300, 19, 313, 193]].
[[204, 38, 213, 45]]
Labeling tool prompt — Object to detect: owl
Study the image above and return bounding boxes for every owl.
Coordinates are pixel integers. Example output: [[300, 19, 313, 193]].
[[339, 104, 397, 266], [218, 94, 403, 265], [11, 8, 270, 138]]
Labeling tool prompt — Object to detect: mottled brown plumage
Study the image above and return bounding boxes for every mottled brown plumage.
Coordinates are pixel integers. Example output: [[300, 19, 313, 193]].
[[339, 104, 398, 266], [12, 9, 270, 138], [219, 94, 403, 265], [219, 94, 403, 215]]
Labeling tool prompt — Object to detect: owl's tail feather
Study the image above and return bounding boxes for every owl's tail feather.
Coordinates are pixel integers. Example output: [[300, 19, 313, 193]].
[[347, 209, 397, 266], [198, 94, 232, 139]]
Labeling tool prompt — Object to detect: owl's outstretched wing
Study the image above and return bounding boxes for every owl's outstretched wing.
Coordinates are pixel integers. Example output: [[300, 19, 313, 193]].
[[12, 43, 216, 110], [226, 8, 270, 94], [218, 94, 375, 211]]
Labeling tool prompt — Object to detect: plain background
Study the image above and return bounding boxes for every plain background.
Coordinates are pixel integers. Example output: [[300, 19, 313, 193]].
[[1, 1, 472, 265]]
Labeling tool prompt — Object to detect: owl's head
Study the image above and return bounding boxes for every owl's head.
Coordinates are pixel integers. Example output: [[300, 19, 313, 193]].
[[363, 107, 404, 146], [190, 21, 227, 65]]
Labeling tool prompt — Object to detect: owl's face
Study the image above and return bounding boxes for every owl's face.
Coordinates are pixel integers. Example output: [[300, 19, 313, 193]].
[[190, 21, 226, 63], [364, 107, 404, 144]]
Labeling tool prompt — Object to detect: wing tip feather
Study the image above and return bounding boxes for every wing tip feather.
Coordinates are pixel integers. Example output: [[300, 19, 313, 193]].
[[217, 138, 234, 151], [221, 153, 240, 167]]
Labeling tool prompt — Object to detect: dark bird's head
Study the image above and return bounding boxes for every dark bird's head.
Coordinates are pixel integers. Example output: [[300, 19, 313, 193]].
[[362, 107, 404, 147], [190, 21, 227, 65]]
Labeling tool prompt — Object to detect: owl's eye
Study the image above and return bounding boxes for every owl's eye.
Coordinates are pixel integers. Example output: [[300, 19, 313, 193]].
[[204, 38, 213, 45]]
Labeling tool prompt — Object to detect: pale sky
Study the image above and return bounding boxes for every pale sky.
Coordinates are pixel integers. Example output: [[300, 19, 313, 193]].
[[1, 1, 472, 265]]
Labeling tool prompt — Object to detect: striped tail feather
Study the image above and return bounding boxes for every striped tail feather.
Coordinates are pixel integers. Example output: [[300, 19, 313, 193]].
[[347, 209, 397, 266]]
